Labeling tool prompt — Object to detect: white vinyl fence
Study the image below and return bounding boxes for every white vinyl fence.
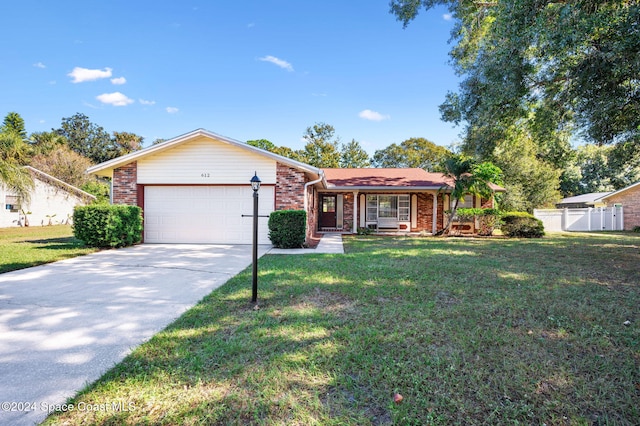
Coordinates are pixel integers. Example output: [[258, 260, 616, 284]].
[[534, 207, 624, 232]]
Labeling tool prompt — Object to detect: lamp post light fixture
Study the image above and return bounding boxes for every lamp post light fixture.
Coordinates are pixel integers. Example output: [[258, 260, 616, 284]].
[[250, 172, 261, 304]]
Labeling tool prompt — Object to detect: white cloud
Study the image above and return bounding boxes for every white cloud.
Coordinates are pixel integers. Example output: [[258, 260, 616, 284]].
[[166, 107, 179, 114], [111, 77, 127, 85], [258, 55, 294, 72], [358, 109, 390, 121], [68, 67, 113, 83], [33, 62, 46, 69], [443, 13, 453, 21], [139, 98, 156, 105], [96, 92, 134, 106]]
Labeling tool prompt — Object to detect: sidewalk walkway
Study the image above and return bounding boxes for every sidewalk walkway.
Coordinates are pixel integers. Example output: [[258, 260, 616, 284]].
[[268, 233, 344, 255]]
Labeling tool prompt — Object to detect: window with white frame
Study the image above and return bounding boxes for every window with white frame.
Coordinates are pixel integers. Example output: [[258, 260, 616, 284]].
[[454, 195, 474, 209], [366, 195, 410, 222]]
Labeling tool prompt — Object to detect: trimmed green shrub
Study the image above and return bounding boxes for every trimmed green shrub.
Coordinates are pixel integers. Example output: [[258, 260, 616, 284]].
[[73, 204, 143, 248], [268, 210, 307, 248], [455, 208, 502, 236], [633, 226, 640, 233], [501, 212, 545, 238]]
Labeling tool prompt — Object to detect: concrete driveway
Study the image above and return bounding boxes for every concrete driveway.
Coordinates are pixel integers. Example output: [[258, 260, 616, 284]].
[[0, 244, 271, 426]]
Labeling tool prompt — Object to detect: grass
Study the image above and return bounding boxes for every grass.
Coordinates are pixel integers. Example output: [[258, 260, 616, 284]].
[[0, 225, 97, 273], [43, 232, 639, 425]]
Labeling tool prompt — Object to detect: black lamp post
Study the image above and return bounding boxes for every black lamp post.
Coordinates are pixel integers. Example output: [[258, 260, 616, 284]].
[[250, 172, 261, 304]]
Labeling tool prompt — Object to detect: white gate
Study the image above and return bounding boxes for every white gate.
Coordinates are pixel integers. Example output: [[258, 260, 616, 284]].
[[534, 207, 624, 232]]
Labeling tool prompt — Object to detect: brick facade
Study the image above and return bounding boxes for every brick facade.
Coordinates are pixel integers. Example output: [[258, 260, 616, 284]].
[[343, 193, 354, 232], [414, 193, 447, 231], [604, 184, 640, 230], [480, 197, 495, 209], [275, 162, 317, 244], [414, 193, 434, 231], [112, 162, 138, 205], [275, 162, 306, 210]]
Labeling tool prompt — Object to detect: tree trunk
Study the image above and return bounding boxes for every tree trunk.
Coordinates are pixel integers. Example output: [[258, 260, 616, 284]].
[[436, 198, 459, 236]]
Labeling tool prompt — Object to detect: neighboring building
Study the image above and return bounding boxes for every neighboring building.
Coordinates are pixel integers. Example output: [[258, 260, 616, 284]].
[[555, 192, 611, 209], [87, 129, 504, 244], [594, 182, 640, 230], [1, 167, 96, 227]]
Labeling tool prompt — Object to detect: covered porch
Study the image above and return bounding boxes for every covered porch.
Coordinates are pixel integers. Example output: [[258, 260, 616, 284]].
[[316, 190, 446, 235]]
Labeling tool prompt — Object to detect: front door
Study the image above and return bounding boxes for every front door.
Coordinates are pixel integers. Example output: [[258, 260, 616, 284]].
[[320, 195, 337, 228]]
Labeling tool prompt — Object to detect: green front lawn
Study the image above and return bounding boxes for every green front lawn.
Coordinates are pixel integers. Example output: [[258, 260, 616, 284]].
[[44, 233, 639, 425], [0, 225, 97, 273]]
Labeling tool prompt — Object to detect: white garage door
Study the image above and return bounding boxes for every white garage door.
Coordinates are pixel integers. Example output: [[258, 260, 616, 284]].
[[144, 186, 274, 244]]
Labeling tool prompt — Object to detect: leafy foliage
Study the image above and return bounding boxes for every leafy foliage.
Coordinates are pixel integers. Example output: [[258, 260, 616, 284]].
[[80, 180, 110, 204], [561, 143, 640, 196], [2, 111, 27, 140], [57, 113, 143, 164], [73, 204, 143, 248], [112, 131, 144, 157], [389, 0, 640, 210], [372, 137, 450, 171], [0, 124, 34, 204], [28, 131, 68, 155], [248, 127, 372, 168], [500, 212, 545, 238], [455, 207, 502, 236], [30, 145, 94, 188], [299, 122, 341, 168], [491, 128, 562, 212], [247, 139, 277, 152], [438, 154, 502, 235], [268, 210, 307, 248], [58, 113, 114, 163], [339, 139, 370, 168]]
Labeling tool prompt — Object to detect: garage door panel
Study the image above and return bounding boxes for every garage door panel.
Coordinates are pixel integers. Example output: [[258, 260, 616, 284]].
[[144, 186, 274, 244]]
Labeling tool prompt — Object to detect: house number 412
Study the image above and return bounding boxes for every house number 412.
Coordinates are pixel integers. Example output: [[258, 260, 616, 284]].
[[201, 173, 210, 177]]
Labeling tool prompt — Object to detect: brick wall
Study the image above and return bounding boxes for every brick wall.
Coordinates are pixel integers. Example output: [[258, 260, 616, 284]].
[[415, 193, 433, 231], [481, 196, 495, 209], [412, 193, 447, 232], [306, 185, 318, 240], [343, 193, 354, 232], [112, 162, 138, 205], [605, 184, 640, 230], [275, 162, 317, 244], [275, 162, 306, 210]]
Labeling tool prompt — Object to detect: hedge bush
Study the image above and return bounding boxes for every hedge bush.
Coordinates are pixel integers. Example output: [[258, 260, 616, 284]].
[[268, 210, 306, 248], [73, 204, 143, 248], [456, 208, 502, 236], [500, 212, 545, 238]]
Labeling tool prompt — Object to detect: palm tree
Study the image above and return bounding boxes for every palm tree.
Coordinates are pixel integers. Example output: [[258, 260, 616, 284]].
[[438, 155, 501, 236], [0, 131, 34, 208]]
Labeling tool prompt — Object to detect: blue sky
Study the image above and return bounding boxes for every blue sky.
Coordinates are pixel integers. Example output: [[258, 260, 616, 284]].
[[1, 1, 460, 155]]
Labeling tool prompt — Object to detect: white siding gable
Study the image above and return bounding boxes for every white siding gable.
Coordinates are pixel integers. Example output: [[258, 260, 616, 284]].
[[137, 136, 277, 184]]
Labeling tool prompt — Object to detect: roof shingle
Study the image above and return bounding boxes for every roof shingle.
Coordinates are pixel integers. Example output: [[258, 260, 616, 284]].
[[323, 168, 452, 188]]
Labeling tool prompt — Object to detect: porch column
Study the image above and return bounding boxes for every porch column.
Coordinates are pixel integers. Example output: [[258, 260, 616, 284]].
[[337, 194, 344, 229], [432, 193, 438, 234], [359, 194, 366, 229], [411, 195, 417, 229], [353, 191, 358, 234]]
